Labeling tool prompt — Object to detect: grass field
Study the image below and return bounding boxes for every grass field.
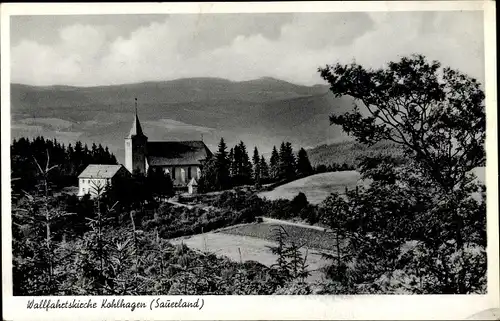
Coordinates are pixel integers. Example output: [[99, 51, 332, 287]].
[[258, 171, 362, 205]]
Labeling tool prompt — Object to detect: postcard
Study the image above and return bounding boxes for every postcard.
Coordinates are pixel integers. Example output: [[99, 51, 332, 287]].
[[1, 1, 498, 320]]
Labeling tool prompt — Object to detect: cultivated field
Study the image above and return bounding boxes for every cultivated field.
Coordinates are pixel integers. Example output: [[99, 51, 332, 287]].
[[258, 171, 362, 205], [222, 222, 341, 252], [170, 222, 335, 282]]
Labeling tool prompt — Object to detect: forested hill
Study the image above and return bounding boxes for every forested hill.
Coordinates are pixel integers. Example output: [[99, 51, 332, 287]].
[[307, 140, 404, 168], [11, 77, 330, 107], [11, 77, 354, 163]]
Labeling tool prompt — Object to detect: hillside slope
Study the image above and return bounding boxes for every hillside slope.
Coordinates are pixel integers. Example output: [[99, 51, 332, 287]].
[[307, 140, 404, 168], [258, 171, 362, 205]]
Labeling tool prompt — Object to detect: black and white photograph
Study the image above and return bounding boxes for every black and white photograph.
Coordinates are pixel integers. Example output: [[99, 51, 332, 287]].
[[1, 1, 498, 320]]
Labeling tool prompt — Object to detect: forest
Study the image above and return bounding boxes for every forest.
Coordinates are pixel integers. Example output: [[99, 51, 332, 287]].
[[11, 137, 117, 193], [198, 139, 323, 192]]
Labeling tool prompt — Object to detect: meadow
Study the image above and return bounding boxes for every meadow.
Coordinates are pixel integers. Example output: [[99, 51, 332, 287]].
[[258, 171, 362, 204]]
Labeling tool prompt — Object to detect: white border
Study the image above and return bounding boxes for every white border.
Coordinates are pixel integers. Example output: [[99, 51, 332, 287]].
[[1, 2, 498, 320]]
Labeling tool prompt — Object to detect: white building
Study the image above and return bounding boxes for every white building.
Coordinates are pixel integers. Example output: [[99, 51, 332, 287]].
[[78, 164, 131, 198]]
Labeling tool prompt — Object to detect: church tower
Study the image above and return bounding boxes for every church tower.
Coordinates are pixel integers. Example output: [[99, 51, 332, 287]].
[[125, 99, 148, 175]]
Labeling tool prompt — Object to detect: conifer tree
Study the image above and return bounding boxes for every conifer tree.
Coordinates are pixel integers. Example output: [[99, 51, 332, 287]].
[[228, 147, 235, 177], [260, 156, 269, 183], [278, 142, 287, 179], [232, 145, 241, 179], [91, 143, 98, 159], [230, 141, 253, 186], [215, 138, 231, 190], [285, 142, 297, 177], [278, 142, 297, 180], [270, 146, 280, 181], [252, 147, 261, 186], [239, 141, 253, 185], [296, 148, 313, 177]]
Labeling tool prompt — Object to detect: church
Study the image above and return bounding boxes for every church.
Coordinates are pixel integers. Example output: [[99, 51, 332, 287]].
[[125, 108, 213, 187]]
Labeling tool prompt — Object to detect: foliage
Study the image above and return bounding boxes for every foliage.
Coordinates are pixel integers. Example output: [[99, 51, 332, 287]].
[[198, 155, 218, 193], [146, 166, 174, 200], [319, 54, 485, 191], [213, 189, 325, 225], [314, 162, 355, 173], [267, 226, 311, 287], [12, 187, 302, 295], [12, 151, 75, 295], [104, 172, 156, 211], [142, 203, 257, 240], [308, 140, 404, 169], [317, 54, 486, 294]]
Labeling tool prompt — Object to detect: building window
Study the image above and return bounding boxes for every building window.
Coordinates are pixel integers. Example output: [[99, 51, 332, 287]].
[[172, 167, 176, 179], [188, 167, 192, 180]]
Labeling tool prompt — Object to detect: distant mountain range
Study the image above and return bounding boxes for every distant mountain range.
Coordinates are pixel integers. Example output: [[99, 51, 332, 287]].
[[11, 77, 357, 164]]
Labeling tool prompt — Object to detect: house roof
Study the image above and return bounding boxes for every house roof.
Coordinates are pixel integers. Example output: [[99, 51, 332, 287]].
[[147, 141, 212, 166], [78, 164, 125, 178]]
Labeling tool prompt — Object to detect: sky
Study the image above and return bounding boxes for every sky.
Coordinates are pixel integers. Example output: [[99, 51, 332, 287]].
[[10, 11, 485, 86]]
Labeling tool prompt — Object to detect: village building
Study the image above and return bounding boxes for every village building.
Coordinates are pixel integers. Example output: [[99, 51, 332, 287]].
[[125, 108, 212, 190], [78, 164, 131, 198]]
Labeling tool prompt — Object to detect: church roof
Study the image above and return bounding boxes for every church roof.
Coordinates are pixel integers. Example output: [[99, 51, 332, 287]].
[[127, 112, 146, 138], [78, 164, 126, 178], [147, 141, 212, 166]]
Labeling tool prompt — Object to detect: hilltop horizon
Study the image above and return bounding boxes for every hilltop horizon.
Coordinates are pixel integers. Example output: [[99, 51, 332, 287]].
[[11, 76, 328, 89]]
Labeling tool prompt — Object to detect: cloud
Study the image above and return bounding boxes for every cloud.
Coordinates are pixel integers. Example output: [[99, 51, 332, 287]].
[[10, 11, 484, 87]]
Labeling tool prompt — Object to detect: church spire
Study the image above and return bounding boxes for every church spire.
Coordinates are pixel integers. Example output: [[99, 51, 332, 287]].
[[127, 98, 146, 138]]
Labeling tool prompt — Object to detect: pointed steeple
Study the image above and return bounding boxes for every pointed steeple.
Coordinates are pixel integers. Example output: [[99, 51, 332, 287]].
[[127, 98, 146, 138]]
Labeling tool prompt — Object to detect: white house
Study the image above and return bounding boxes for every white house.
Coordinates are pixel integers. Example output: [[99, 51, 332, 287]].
[[78, 164, 131, 198]]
